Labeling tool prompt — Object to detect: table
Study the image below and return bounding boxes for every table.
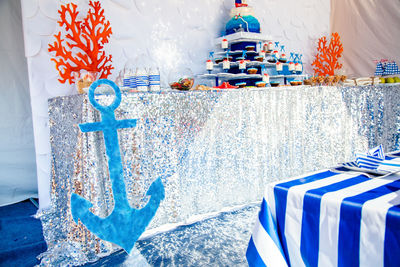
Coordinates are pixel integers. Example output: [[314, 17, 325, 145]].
[[38, 85, 400, 266], [247, 155, 400, 267]]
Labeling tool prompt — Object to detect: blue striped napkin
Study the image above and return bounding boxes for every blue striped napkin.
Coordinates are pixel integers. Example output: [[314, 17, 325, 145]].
[[355, 145, 400, 172]]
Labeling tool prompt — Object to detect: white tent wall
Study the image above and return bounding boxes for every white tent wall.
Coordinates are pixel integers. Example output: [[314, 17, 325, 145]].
[[331, 0, 400, 77], [20, 0, 330, 210], [0, 0, 37, 206]]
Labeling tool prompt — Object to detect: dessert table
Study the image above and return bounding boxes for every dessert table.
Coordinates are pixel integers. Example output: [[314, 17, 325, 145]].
[[38, 84, 400, 265], [247, 154, 400, 267]]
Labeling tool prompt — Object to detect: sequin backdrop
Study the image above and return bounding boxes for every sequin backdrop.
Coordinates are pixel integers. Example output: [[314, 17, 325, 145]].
[[38, 85, 400, 266]]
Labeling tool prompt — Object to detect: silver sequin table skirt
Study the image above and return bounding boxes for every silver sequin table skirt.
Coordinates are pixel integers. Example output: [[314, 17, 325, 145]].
[[38, 85, 400, 265]]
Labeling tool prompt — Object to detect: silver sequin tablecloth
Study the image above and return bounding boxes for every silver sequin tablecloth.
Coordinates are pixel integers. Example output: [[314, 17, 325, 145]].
[[38, 85, 400, 265]]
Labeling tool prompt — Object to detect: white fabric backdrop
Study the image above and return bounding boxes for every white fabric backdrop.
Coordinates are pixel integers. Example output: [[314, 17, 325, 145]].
[[20, 0, 330, 210], [0, 0, 37, 206], [331, 0, 400, 77]]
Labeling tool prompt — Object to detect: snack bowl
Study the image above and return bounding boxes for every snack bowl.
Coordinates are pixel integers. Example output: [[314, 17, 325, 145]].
[[169, 78, 194, 90]]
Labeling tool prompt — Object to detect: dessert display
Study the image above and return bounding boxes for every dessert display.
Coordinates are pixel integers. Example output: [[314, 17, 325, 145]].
[[170, 78, 194, 90], [198, 0, 306, 88]]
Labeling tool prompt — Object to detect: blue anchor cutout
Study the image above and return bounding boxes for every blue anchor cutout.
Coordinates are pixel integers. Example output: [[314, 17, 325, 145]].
[[70, 79, 165, 253]]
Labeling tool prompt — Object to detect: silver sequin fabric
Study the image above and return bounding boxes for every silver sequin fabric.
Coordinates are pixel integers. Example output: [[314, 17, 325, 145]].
[[38, 85, 400, 266]]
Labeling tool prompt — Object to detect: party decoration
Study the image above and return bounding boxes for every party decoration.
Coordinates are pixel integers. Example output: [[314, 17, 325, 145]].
[[312, 32, 343, 76], [70, 79, 165, 253], [48, 1, 113, 84]]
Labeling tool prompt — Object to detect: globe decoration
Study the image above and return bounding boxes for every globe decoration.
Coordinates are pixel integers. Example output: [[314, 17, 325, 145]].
[[226, 15, 261, 35]]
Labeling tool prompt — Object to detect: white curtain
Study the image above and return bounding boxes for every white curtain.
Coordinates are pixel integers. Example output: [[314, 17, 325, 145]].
[[331, 0, 400, 77], [0, 0, 37, 206]]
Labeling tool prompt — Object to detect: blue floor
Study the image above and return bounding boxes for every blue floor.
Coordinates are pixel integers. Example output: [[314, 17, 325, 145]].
[[0, 200, 258, 266], [0, 199, 47, 267]]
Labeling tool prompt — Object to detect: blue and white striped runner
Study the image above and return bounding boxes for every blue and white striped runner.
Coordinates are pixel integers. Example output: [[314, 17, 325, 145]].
[[247, 160, 400, 267]]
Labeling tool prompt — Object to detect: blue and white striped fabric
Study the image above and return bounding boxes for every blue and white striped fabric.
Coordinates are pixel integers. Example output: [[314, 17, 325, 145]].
[[355, 153, 384, 170], [374, 62, 384, 76], [246, 198, 288, 267], [368, 144, 385, 159], [248, 162, 400, 267]]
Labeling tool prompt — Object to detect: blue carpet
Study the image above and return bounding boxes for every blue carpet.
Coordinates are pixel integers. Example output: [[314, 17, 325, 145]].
[[0, 199, 47, 267], [0, 200, 258, 266]]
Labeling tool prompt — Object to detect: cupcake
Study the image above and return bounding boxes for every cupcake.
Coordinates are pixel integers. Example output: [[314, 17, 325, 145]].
[[247, 68, 258, 74], [245, 45, 255, 52], [279, 53, 287, 63], [236, 82, 246, 88], [259, 50, 266, 58], [254, 56, 264, 62], [290, 80, 299, 86], [270, 81, 280, 87], [255, 81, 266, 87]]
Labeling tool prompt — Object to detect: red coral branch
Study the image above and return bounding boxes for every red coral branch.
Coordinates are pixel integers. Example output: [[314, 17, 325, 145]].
[[312, 32, 343, 76], [48, 1, 113, 84]]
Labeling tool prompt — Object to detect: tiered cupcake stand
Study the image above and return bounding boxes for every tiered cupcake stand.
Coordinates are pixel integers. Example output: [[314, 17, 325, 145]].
[[198, 32, 307, 87]]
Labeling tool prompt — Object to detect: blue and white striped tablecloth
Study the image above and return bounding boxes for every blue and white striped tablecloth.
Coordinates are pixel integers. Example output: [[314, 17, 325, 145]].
[[247, 166, 400, 267]]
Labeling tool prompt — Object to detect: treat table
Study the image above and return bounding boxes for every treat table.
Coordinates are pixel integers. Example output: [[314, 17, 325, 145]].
[[247, 155, 400, 267], [38, 85, 400, 265]]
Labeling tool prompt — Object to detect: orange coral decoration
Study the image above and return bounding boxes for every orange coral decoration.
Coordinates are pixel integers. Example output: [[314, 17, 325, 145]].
[[48, 1, 113, 84], [312, 32, 343, 76]]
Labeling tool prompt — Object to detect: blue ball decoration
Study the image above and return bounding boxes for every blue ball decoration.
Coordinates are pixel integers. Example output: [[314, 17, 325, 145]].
[[226, 15, 261, 35]]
